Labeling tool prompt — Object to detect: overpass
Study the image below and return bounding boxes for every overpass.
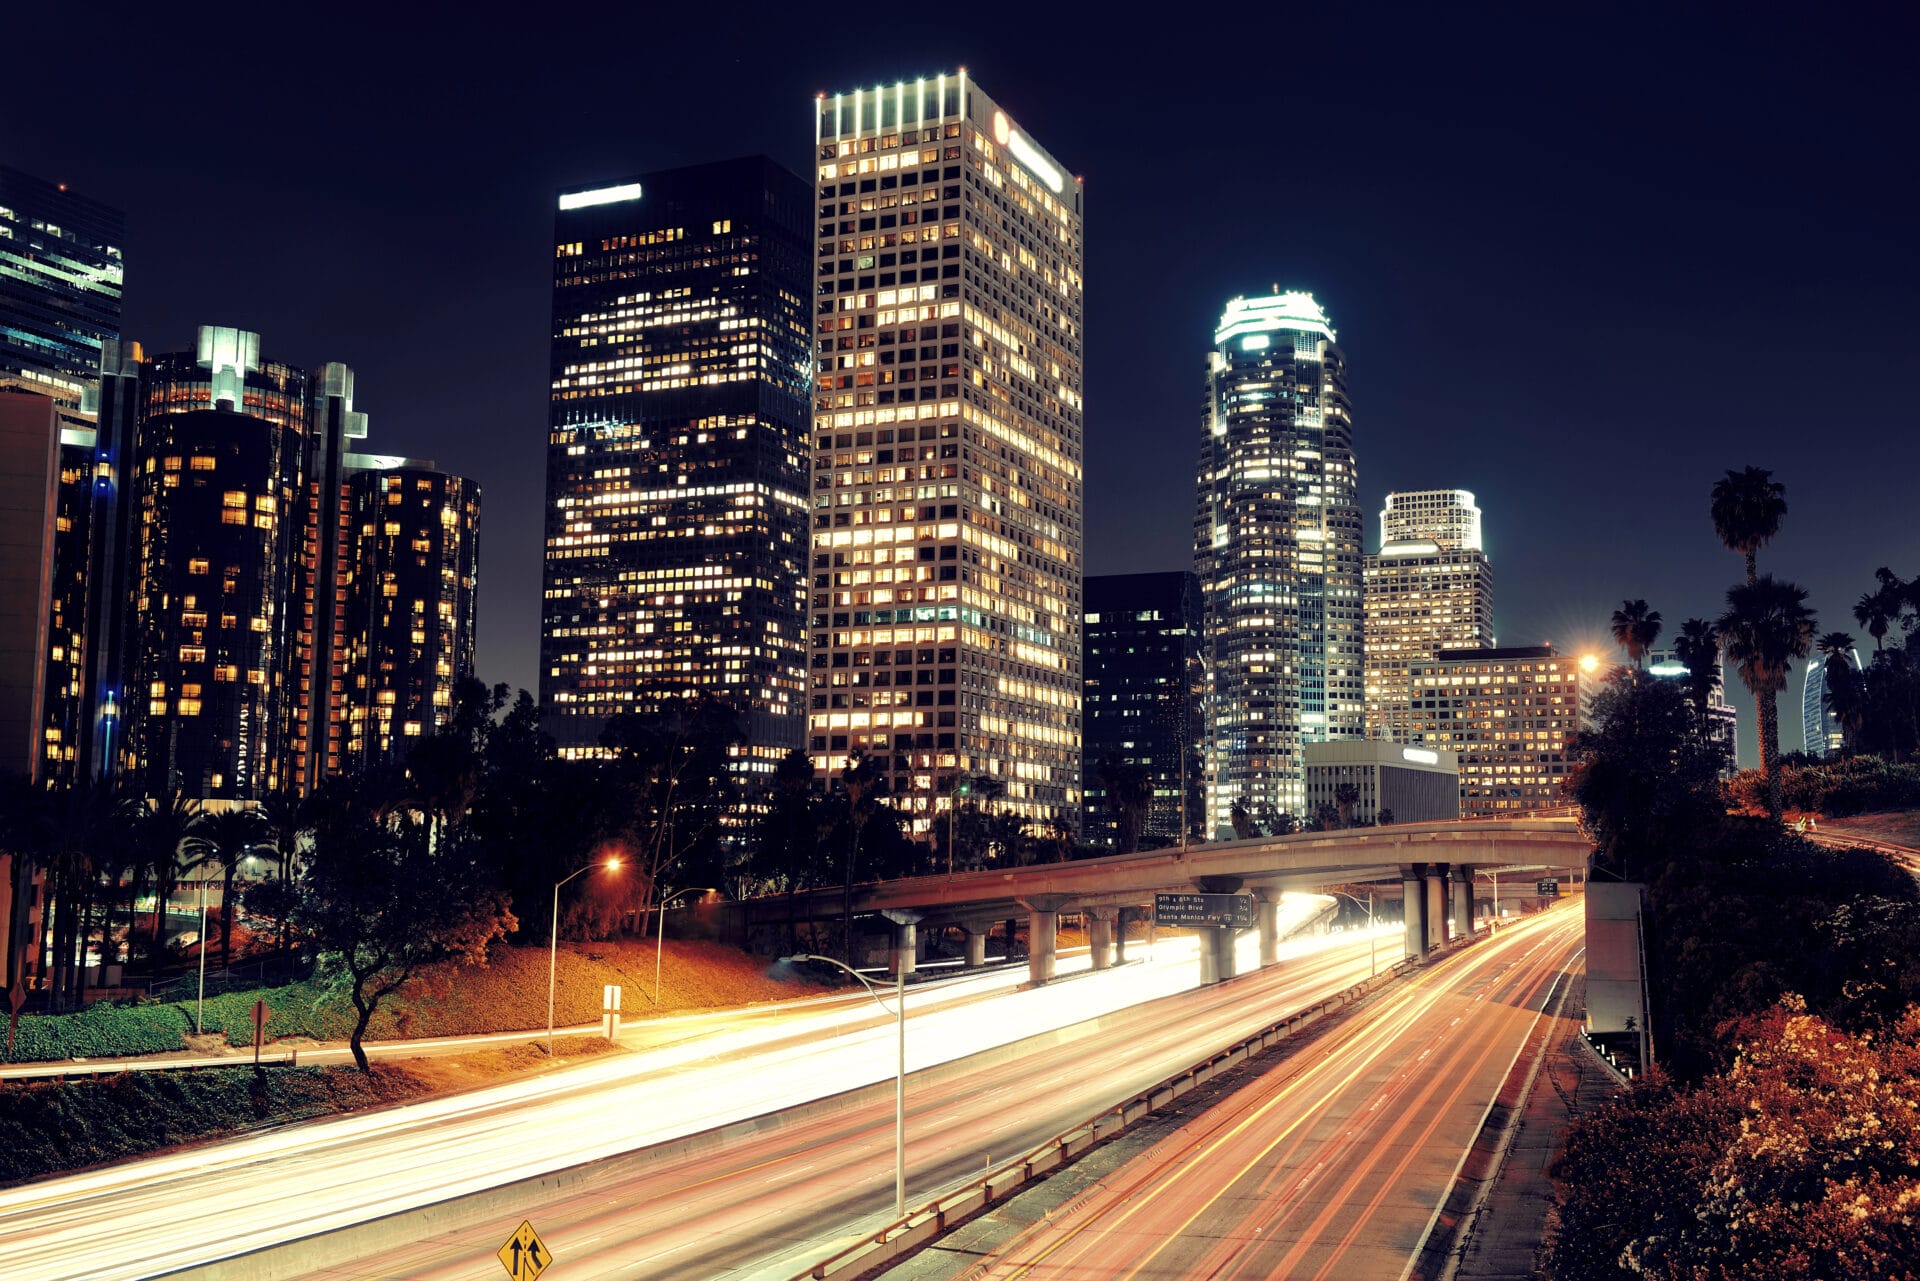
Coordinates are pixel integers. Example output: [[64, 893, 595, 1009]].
[[742, 816, 1590, 986]]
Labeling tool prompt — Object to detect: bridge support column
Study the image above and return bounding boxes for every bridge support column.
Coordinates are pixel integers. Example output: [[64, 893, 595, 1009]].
[[882, 909, 922, 979], [1113, 907, 1128, 964], [1452, 865, 1476, 939], [1403, 864, 1428, 961], [1018, 896, 1071, 986], [1087, 909, 1117, 970], [1426, 863, 1450, 954], [959, 920, 992, 968], [1198, 926, 1239, 985], [1251, 888, 1282, 968]]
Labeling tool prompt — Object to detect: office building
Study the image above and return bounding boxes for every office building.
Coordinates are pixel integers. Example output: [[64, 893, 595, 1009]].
[[1799, 648, 1857, 760], [1195, 291, 1363, 834], [340, 461, 480, 773], [809, 74, 1086, 835], [541, 157, 814, 789], [1303, 740, 1460, 827], [0, 167, 124, 407], [1646, 644, 1739, 769], [1082, 572, 1201, 850], [1363, 489, 1494, 743], [1408, 645, 1581, 815], [0, 389, 62, 781]]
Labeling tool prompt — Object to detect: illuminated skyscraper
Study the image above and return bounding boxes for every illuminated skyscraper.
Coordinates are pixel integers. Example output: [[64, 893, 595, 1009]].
[[1363, 489, 1494, 743], [809, 73, 1085, 836], [540, 158, 813, 787], [1409, 645, 1581, 815], [1800, 648, 1856, 760], [1195, 292, 1363, 833], [339, 462, 480, 773]]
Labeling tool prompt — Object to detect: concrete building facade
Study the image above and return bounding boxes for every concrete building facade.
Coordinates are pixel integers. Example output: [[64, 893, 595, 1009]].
[[1408, 644, 1581, 815], [1303, 740, 1461, 827]]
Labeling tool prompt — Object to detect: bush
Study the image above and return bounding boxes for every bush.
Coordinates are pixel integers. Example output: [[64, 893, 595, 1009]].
[[1729, 756, 1920, 817], [5, 1002, 189, 1062]]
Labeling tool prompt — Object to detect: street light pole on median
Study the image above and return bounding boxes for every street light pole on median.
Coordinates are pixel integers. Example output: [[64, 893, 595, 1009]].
[[549, 857, 621, 1057], [783, 952, 907, 1219], [1329, 889, 1378, 976]]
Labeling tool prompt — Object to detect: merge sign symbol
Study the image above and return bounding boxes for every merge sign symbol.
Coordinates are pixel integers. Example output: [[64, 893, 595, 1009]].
[[497, 1220, 551, 1281]]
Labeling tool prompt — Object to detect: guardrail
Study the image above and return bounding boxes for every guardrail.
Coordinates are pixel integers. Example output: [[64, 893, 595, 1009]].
[[787, 954, 1424, 1281]]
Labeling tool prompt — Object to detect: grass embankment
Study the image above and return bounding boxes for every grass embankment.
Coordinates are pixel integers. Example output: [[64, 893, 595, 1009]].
[[7, 938, 828, 1064], [0, 1040, 616, 1187], [1819, 810, 1920, 848]]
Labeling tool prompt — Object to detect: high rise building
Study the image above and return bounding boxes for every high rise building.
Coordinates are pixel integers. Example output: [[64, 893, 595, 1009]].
[[1800, 648, 1857, 760], [1195, 291, 1362, 833], [808, 73, 1085, 835], [340, 461, 480, 774], [540, 157, 814, 789], [0, 167, 124, 407], [1408, 645, 1581, 815], [1082, 572, 1201, 851], [0, 389, 62, 782], [1363, 489, 1494, 743]]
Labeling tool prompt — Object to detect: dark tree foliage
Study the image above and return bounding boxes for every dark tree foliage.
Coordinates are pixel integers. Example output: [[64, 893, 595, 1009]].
[[292, 801, 514, 1071], [1568, 674, 1729, 883]]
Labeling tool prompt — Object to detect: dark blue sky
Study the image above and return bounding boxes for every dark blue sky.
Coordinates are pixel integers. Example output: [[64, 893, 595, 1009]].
[[10, 4, 1916, 764]]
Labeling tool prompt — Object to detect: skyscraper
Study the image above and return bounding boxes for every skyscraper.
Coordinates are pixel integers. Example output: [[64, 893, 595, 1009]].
[[0, 167, 124, 406], [1363, 489, 1495, 743], [540, 157, 814, 788], [1195, 291, 1362, 833], [1082, 572, 1201, 851], [1800, 648, 1856, 760], [809, 73, 1085, 836]]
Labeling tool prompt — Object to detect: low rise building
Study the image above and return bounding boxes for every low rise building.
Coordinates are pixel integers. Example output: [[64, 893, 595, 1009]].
[[1303, 740, 1460, 826]]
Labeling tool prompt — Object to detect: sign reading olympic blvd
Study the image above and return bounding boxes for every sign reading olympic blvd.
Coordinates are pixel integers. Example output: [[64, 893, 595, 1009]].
[[1154, 892, 1255, 930]]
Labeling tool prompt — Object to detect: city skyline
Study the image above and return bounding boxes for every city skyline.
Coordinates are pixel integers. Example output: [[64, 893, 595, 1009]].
[[9, 9, 1917, 768]]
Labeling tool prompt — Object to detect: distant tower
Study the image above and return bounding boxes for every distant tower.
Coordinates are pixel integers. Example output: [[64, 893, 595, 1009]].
[[1800, 648, 1858, 759], [1082, 573, 1202, 850], [1196, 292, 1363, 833], [1650, 645, 1739, 771], [1363, 489, 1494, 743]]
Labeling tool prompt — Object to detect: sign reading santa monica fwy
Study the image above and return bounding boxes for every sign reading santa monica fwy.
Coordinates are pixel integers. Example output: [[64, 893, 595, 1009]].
[[1154, 892, 1256, 929]]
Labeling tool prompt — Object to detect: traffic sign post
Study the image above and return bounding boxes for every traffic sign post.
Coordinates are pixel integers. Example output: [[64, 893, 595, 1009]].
[[1536, 878, 1559, 898], [1154, 892, 1255, 930], [498, 1220, 551, 1281]]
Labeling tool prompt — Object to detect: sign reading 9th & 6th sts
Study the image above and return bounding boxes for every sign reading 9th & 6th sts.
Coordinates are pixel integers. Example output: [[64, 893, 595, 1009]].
[[1154, 892, 1255, 929]]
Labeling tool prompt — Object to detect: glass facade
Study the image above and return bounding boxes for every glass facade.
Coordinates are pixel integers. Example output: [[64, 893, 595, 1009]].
[[540, 157, 814, 788], [0, 167, 124, 407], [341, 464, 480, 772], [1082, 572, 1202, 850], [1363, 490, 1495, 743], [1195, 292, 1363, 833], [808, 73, 1086, 836]]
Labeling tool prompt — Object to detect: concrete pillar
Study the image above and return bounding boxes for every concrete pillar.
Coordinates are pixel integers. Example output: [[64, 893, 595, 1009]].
[[1087, 909, 1115, 970], [1113, 907, 1128, 964], [885, 915, 919, 978], [1198, 925, 1239, 984], [963, 927, 987, 968], [1452, 865, 1476, 939], [1018, 896, 1070, 986], [1425, 862, 1449, 955], [1403, 864, 1427, 961], [1252, 888, 1281, 968]]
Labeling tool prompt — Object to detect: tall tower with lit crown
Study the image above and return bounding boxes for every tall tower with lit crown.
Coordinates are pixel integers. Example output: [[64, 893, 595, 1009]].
[[808, 72, 1085, 843], [1195, 291, 1363, 834], [1363, 489, 1495, 742]]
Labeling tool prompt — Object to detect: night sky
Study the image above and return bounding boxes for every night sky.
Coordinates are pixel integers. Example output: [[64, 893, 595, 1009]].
[[10, 6, 1916, 765]]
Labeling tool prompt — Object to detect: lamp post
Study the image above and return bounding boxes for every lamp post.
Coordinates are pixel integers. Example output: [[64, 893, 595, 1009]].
[[193, 865, 215, 1036], [784, 951, 907, 1219], [653, 887, 714, 1007], [1477, 868, 1501, 934], [549, 857, 621, 1057], [947, 775, 970, 875], [1328, 889, 1378, 976]]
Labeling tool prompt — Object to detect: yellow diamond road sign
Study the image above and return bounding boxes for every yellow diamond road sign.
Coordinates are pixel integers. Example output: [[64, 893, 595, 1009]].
[[498, 1220, 551, 1281]]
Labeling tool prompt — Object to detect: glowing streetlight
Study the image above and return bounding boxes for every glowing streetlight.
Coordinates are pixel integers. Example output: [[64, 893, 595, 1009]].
[[781, 952, 908, 1219], [1578, 653, 1601, 674], [548, 857, 620, 1057]]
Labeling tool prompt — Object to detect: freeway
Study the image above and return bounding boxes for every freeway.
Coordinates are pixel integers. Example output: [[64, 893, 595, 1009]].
[[962, 905, 1584, 1280], [3, 925, 1394, 1281]]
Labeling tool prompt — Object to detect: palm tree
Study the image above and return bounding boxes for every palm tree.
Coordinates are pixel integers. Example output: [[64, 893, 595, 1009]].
[[181, 809, 267, 970], [255, 789, 306, 972], [1709, 466, 1788, 587], [1609, 600, 1664, 669], [837, 751, 885, 963], [1853, 569, 1907, 653], [1671, 618, 1721, 726], [1820, 636, 1866, 756], [1718, 576, 1817, 817], [1333, 782, 1361, 829], [1098, 754, 1153, 853], [132, 789, 200, 965]]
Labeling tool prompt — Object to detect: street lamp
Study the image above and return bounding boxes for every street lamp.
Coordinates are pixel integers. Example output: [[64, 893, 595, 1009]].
[[653, 887, 714, 1007], [1477, 868, 1502, 934], [190, 863, 217, 1036], [946, 775, 971, 875], [783, 952, 907, 1219], [1328, 889, 1379, 977], [548, 857, 621, 1057]]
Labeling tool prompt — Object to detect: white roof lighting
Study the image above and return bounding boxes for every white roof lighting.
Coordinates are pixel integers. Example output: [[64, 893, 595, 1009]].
[[559, 183, 644, 211]]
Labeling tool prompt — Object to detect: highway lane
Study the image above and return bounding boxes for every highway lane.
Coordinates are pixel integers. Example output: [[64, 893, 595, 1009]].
[[2, 914, 1379, 1281], [963, 904, 1584, 1280]]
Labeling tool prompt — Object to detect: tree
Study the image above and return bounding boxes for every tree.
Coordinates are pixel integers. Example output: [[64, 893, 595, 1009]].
[[1671, 618, 1722, 728], [1229, 797, 1256, 840], [835, 749, 886, 962], [181, 809, 267, 970], [1375, 808, 1395, 827], [292, 812, 514, 1071], [1610, 599, 1664, 669], [1709, 465, 1787, 587], [1098, 753, 1153, 853], [1718, 575, 1817, 817], [255, 789, 305, 972], [1820, 635, 1866, 755], [1333, 782, 1360, 829]]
